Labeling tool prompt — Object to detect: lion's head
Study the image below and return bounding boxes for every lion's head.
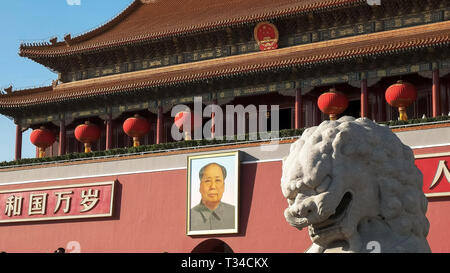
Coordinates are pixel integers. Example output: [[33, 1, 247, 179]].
[[281, 117, 430, 253]]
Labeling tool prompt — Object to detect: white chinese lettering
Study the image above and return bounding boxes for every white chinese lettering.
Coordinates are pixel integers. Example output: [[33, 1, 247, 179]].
[[430, 160, 450, 189], [5, 195, 23, 217], [80, 189, 99, 212], [54, 191, 73, 214], [28, 193, 48, 215]]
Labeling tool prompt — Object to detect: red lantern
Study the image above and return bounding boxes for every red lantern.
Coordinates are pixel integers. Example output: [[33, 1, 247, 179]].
[[317, 88, 349, 120], [123, 114, 150, 147], [75, 121, 100, 153], [174, 111, 201, 140], [385, 80, 417, 121], [30, 127, 56, 158]]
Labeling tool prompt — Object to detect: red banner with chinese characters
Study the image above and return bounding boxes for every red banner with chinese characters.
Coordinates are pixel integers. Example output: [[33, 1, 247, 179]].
[[415, 154, 450, 197], [0, 181, 115, 223]]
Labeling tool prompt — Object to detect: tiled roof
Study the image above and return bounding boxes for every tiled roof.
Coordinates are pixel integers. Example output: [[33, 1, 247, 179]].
[[3, 21, 450, 108], [19, 0, 365, 57]]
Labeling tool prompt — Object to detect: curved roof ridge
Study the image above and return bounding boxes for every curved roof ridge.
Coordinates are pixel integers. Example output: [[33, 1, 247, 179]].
[[5, 21, 450, 109], [20, 0, 141, 49], [19, 0, 365, 57]]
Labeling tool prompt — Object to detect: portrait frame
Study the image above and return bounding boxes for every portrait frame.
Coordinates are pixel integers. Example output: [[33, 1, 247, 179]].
[[186, 151, 240, 236]]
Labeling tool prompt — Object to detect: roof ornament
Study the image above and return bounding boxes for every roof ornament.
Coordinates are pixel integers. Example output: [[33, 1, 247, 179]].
[[49, 37, 58, 45], [64, 34, 72, 46], [3, 85, 12, 95], [52, 80, 59, 88]]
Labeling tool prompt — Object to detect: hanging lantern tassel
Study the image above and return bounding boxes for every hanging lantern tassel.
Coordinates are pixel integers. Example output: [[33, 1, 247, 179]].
[[133, 137, 140, 147], [398, 106, 408, 121], [39, 147, 46, 158], [184, 131, 192, 141], [84, 142, 92, 153]]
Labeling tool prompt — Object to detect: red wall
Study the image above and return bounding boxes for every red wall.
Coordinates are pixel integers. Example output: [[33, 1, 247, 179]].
[[425, 197, 450, 253], [0, 161, 309, 253], [0, 160, 448, 253]]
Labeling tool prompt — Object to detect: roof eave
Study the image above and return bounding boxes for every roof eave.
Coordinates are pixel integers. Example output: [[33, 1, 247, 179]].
[[18, 0, 366, 58]]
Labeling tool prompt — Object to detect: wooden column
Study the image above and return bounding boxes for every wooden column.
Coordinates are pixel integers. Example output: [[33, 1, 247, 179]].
[[308, 100, 314, 126], [58, 120, 66, 156], [15, 124, 22, 161], [105, 114, 113, 150], [211, 99, 217, 139], [371, 94, 377, 121], [156, 106, 164, 144], [361, 79, 368, 118], [314, 100, 321, 125], [295, 88, 303, 129], [379, 88, 386, 122], [432, 69, 441, 117], [443, 80, 449, 116]]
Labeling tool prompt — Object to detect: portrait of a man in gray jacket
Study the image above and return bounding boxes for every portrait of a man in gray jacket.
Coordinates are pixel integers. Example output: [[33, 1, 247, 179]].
[[190, 163, 235, 231]]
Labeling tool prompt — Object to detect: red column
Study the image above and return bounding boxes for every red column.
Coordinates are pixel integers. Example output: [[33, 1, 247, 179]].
[[295, 88, 303, 129], [432, 69, 441, 117], [58, 119, 66, 156], [156, 106, 164, 144], [361, 79, 368, 118], [105, 114, 113, 150], [15, 124, 22, 161]]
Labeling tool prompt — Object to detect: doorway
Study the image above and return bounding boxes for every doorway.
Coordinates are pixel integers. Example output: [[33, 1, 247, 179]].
[[191, 239, 234, 253]]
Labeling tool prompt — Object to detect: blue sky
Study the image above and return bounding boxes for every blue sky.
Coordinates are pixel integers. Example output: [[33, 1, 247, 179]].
[[0, 0, 133, 162]]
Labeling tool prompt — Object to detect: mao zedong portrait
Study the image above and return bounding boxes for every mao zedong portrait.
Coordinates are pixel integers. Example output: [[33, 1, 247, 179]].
[[190, 163, 235, 231]]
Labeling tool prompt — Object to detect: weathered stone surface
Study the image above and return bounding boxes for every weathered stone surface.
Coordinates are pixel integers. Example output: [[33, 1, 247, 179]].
[[281, 116, 431, 253]]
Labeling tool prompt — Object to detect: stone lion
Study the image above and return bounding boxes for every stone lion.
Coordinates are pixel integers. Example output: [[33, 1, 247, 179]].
[[281, 116, 431, 253]]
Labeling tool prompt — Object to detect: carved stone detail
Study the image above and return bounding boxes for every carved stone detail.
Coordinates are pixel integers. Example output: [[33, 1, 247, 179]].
[[281, 116, 431, 253]]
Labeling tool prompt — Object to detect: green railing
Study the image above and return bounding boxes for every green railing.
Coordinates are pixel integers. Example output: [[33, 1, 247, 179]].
[[1, 115, 449, 168]]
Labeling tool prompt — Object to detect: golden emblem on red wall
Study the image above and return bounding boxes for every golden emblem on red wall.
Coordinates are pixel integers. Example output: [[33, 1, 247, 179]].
[[254, 22, 279, 51]]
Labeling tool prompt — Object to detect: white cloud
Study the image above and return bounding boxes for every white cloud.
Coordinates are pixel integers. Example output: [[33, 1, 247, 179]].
[[66, 0, 81, 6]]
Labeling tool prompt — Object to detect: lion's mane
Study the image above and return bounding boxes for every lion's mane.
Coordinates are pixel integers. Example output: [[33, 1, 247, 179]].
[[281, 116, 430, 252]]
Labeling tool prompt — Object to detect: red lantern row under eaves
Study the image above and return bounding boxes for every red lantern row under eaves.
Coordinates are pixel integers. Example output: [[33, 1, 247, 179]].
[[30, 116, 154, 157], [317, 81, 418, 121]]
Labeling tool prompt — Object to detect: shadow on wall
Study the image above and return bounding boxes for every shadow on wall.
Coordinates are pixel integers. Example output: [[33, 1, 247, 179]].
[[238, 162, 257, 237]]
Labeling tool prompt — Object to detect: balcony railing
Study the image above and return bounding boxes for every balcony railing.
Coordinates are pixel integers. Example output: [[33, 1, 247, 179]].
[[1, 115, 449, 169]]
